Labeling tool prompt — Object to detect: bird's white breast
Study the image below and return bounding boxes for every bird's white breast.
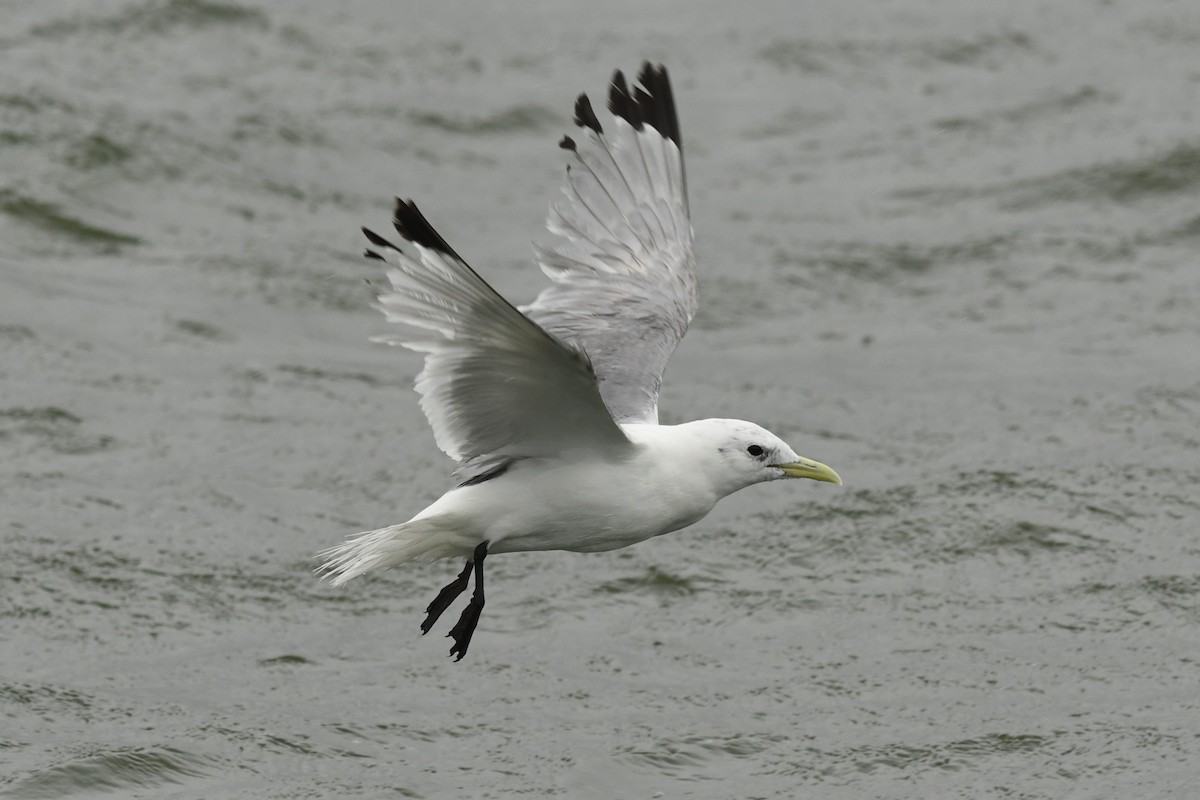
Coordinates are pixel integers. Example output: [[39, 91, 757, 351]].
[[417, 424, 724, 556]]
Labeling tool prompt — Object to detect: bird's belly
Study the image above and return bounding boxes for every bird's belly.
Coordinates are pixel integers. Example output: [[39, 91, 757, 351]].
[[443, 457, 716, 555]]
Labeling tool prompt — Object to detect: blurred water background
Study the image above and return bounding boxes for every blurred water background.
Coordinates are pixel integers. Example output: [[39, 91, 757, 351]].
[[2, 0, 1199, 797]]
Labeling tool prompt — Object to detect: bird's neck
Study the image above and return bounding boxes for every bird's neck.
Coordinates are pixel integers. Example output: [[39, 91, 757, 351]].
[[621, 421, 754, 500]]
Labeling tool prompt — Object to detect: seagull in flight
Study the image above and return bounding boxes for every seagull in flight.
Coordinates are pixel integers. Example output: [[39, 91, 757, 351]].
[[318, 63, 842, 660]]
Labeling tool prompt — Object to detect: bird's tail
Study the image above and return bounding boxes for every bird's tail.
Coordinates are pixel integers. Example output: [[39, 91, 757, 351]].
[[316, 515, 472, 586]]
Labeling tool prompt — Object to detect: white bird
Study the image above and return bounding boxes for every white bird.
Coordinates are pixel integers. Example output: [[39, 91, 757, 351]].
[[318, 63, 841, 660]]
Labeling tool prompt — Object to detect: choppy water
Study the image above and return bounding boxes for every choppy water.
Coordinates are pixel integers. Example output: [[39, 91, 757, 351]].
[[3, 1, 1199, 797]]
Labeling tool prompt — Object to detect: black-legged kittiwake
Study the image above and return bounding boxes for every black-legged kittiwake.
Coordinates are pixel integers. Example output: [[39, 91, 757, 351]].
[[318, 63, 842, 661]]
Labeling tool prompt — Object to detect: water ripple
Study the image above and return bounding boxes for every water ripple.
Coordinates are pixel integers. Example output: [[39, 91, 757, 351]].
[[3, 746, 217, 798]]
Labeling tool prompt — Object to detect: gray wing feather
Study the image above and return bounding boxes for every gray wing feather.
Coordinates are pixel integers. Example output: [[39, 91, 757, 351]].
[[365, 200, 630, 464], [522, 63, 696, 425]]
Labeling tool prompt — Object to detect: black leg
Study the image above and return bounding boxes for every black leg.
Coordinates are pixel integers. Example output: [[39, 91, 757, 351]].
[[421, 558, 473, 635], [447, 541, 489, 661]]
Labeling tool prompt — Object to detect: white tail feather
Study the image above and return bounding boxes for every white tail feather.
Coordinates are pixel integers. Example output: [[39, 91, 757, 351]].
[[317, 516, 471, 586]]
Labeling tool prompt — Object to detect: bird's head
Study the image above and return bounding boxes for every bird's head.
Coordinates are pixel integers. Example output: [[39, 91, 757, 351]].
[[689, 418, 842, 494]]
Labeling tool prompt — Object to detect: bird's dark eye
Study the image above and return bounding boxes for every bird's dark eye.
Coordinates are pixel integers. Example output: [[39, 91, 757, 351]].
[[747, 444, 765, 457]]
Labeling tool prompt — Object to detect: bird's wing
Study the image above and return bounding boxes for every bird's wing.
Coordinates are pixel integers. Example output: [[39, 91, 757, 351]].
[[364, 199, 631, 465], [521, 62, 697, 425]]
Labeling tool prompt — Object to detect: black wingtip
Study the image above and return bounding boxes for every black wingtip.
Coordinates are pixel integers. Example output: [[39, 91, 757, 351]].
[[644, 62, 682, 149], [608, 69, 638, 129], [604, 62, 681, 149], [559, 134, 577, 151], [392, 198, 462, 260], [573, 93, 603, 135], [362, 226, 399, 250]]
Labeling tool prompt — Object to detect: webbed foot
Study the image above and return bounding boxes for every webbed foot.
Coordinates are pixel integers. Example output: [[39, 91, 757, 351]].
[[446, 542, 488, 661]]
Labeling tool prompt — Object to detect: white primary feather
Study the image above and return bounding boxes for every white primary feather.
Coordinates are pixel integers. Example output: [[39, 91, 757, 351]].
[[522, 63, 697, 425], [362, 202, 630, 465]]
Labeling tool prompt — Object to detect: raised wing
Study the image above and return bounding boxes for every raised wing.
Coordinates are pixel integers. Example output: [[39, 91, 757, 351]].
[[364, 200, 631, 468], [522, 63, 697, 425]]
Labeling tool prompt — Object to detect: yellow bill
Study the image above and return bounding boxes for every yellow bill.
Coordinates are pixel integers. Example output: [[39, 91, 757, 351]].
[[774, 457, 842, 485]]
